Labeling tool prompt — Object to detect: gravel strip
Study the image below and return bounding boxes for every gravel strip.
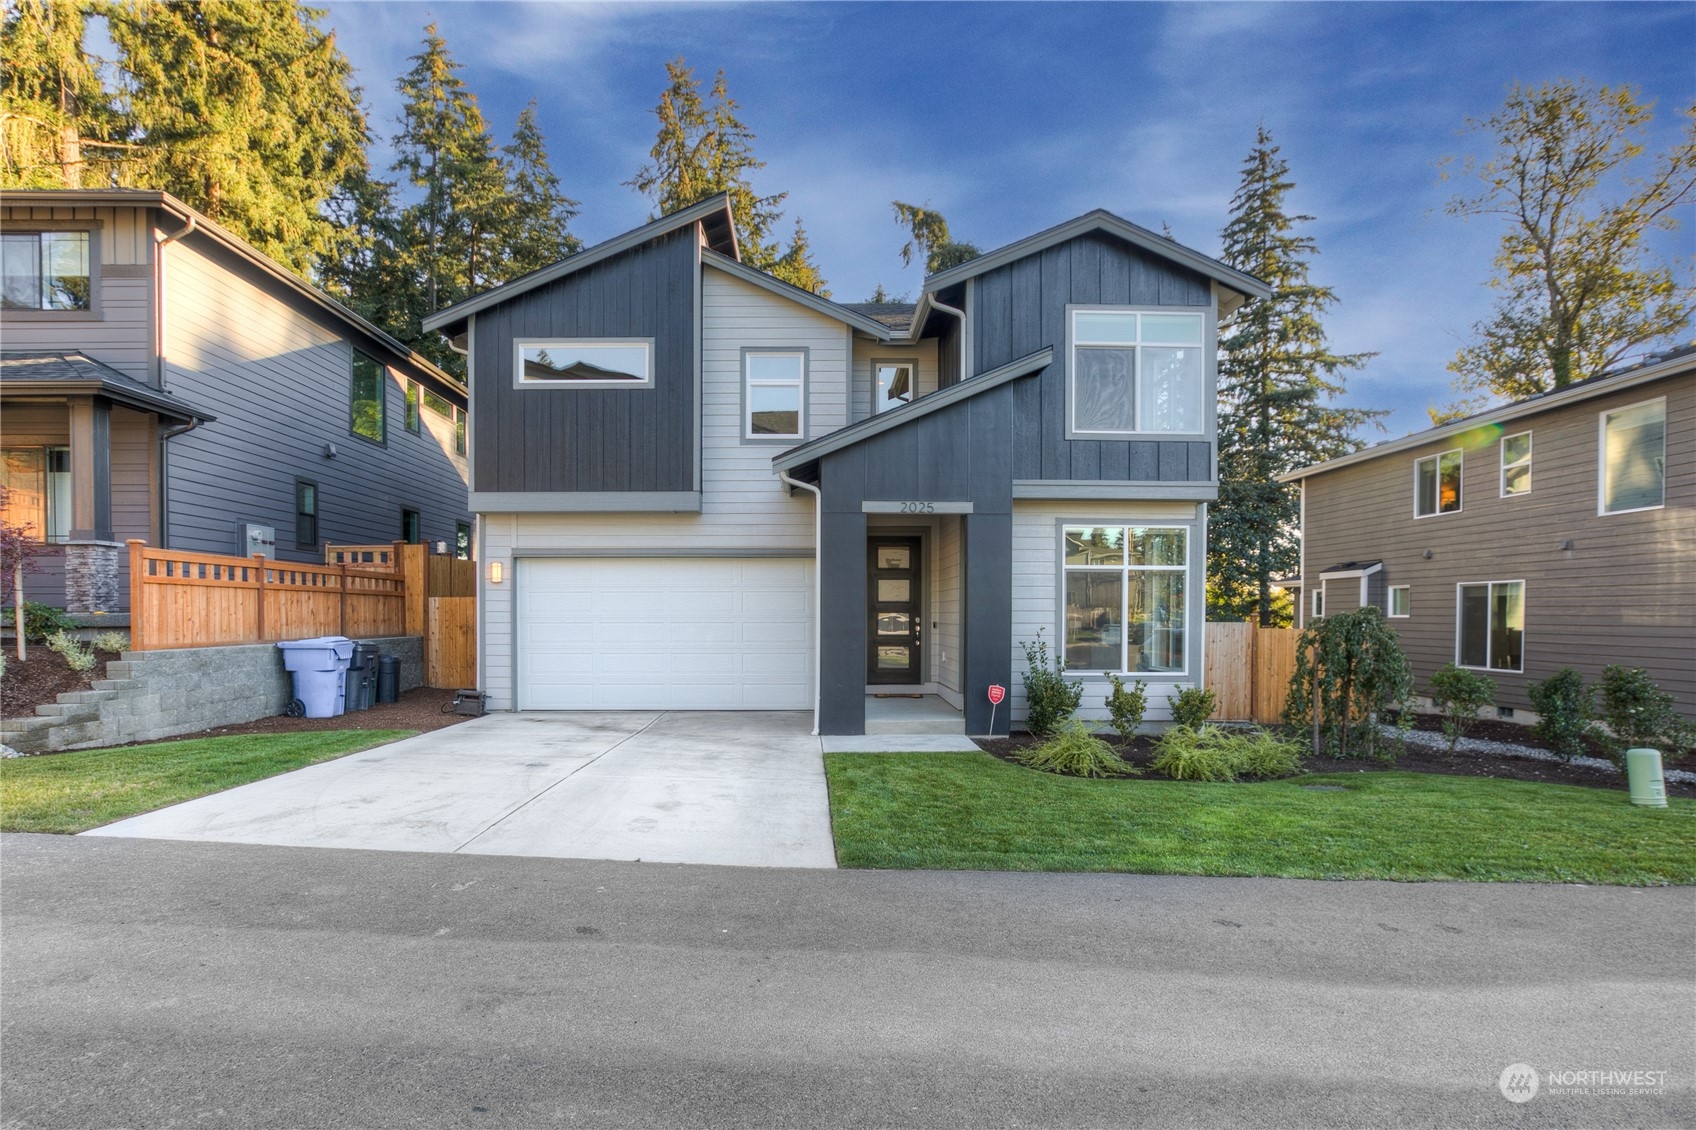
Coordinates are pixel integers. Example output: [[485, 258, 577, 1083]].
[[1385, 724, 1696, 784]]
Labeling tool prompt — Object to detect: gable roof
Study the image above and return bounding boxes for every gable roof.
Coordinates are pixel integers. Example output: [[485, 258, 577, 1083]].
[[0, 350, 214, 424], [0, 189, 464, 399], [922, 208, 1271, 309], [423, 194, 738, 335], [703, 251, 894, 339], [842, 302, 918, 333], [1279, 346, 1696, 482]]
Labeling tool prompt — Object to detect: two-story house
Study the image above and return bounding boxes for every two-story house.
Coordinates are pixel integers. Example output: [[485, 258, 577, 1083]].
[[1281, 349, 1695, 720], [424, 195, 1267, 735], [2, 189, 472, 614]]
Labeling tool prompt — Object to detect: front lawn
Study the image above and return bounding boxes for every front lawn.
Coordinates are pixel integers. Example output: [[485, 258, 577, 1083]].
[[825, 751, 1696, 885], [0, 731, 412, 834]]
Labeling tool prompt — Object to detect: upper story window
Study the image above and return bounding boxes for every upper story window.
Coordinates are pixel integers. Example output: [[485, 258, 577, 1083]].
[[453, 407, 467, 455], [1068, 308, 1205, 436], [404, 381, 421, 434], [1388, 585, 1410, 618], [2, 231, 91, 311], [1414, 449, 1462, 516], [1061, 525, 1188, 675], [1501, 432, 1531, 496], [744, 349, 805, 440], [873, 361, 915, 414], [350, 351, 386, 444], [1599, 399, 1665, 514], [515, 339, 653, 388]]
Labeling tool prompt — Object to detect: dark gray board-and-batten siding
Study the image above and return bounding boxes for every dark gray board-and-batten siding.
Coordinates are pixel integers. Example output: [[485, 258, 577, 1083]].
[[469, 227, 697, 495]]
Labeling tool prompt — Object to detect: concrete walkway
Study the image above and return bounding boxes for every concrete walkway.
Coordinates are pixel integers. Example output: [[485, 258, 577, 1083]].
[[84, 711, 838, 868]]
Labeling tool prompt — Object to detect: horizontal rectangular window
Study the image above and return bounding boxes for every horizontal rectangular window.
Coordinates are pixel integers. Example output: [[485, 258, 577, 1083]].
[[1061, 525, 1187, 674], [745, 350, 805, 439], [1388, 585, 1409, 618], [2, 230, 90, 311], [516, 339, 653, 387], [1501, 432, 1531, 496], [422, 387, 452, 416], [1069, 308, 1205, 435], [1415, 449, 1462, 516], [1457, 580, 1523, 672], [1600, 399, 1665, 514]]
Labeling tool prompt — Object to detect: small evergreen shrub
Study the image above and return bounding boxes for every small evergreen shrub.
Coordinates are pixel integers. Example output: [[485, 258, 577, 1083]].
[[1427, 663, 1496, 755], [1104, 674, 1148, 744], [1020, 631, 1082, 736], [1016, 719, 1138, 778], [1527, 668, 1595, 763], [1597, 665, 1694, 761], [91, 630, 131, 654], [2, 602, 77, 644], [46, 630, 97, 675], [1166, 686, 1218, 731], [1151, 725, 1303, 782]]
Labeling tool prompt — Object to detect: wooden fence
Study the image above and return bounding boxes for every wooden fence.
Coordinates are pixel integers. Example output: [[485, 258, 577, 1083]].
[[1204, 622, 1300, 724], [428, 597, 477, 689]]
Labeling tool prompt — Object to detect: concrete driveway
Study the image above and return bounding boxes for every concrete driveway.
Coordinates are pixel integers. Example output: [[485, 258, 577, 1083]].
[[84, 712, 837, 868]]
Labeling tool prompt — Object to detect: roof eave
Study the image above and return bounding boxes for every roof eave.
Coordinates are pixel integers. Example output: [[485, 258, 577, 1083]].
[[702, 250, 893, 339]]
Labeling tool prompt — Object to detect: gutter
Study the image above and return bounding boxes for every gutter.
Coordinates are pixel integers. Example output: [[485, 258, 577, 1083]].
[[778, 471, 823, 737]]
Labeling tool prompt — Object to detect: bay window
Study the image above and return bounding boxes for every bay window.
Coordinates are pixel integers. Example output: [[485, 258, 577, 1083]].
[[1062, 525, 1187, 673], [1068, 308, 1205, 435]]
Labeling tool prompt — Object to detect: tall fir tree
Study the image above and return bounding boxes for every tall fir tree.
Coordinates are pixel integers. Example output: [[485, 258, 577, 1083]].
[[628, 58, 826, 293], [1210, 128, 1379, 626], [891, 201, 980, 273], [0, 0, 131, 188], [104, 0, 368, 276], [501, 101, 581, 278]]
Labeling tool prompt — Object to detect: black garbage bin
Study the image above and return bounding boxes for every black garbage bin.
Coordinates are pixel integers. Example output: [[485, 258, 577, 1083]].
[[355, 643, 381, 709], [342, 646, 369, 712], [377, 655, 400, 704]]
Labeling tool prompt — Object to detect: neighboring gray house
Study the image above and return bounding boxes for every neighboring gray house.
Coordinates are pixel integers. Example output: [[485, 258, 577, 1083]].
[[1, 189, 471, 613], [424, 195, 1268, 735], [1281, 349, 1695, 720]]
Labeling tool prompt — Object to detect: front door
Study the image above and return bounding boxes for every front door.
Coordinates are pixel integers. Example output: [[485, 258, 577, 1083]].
[[867, 537, 922, 684]]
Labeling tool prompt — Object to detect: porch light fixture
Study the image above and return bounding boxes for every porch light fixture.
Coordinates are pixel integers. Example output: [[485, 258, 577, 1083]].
[[322, 442, 337, 459], [488, 561, 504, 584]]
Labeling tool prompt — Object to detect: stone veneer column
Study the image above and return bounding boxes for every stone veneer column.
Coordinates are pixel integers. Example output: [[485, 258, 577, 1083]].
[[62, 540, 123, 612]]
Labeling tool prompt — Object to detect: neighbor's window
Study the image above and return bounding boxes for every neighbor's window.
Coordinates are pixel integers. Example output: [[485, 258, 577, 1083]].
[[1501, 432, 1531, 496], [745, 350, 805, 440], [1061, 525, 1187, 674], [350, 351, 386, 443], [1, 230, 91, 311], [453, 407, 467, 455], [1600, 399, 1666, 514], [1311, 588, 1324, 620], [1415, 449, 1462, 516], [404, 381, 421, 434], [1388, 585, 1410, 618], [295, 479, 318, 549], [401, 508, 421, 544], [455, 522, 472, 560], [1457, 580, 1524, 672], [0, 446, 70, 542], [422, 387, 452, 416], [1070, 309, 1204, 435], [516, 339, 652, 387], [873, 361, 915, 414]]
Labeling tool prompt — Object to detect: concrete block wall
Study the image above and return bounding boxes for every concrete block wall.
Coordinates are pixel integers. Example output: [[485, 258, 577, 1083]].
[[2, 635, 423, 754]]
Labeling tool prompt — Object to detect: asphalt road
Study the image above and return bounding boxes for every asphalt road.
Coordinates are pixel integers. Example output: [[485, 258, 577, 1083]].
[[2, 833, 1690, 1129]]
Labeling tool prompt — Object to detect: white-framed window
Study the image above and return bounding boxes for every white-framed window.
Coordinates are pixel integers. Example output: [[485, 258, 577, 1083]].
[[1311, 588, 1324, 620], [1501, 432, 1531, 496], [1061, 525, 1188, 674], [1599, 398, 1666, 514], [1068, 307, 1205, 436], [744, 349, 805, 440], [1388, 585, 1410, 618], [1456, 580, 1524, 672], [1414, 449, 1462, 517], [514, 339, 653, 388], [1, 230, 91, 311], [872, 360, 915, 414]]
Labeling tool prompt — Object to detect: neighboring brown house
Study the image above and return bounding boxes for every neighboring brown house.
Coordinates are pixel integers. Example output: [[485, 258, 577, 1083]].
[[1281, 348, 1694, 721]]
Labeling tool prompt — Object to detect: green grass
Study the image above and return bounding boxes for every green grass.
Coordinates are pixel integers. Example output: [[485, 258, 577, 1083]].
[[825, 751, 1696, 885], [0, 731, 413, 834]]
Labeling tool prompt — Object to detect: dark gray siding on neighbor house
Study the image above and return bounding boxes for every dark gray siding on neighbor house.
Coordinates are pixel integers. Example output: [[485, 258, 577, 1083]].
[[967, 231, 1214, 484], [1301, 371, 1696, 717], [470, 227, 697, 494]]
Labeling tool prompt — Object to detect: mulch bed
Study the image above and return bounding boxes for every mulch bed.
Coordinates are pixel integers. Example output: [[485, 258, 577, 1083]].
[[1, 646, 124, 719], [976, 726, 1695, 798]]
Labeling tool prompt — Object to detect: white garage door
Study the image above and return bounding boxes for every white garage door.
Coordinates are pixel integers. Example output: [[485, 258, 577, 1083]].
[[516, 557, 813, 710]]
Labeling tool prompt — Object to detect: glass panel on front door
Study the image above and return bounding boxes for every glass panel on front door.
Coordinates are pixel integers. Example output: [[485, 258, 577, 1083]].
[[868, 538, 922, 684]]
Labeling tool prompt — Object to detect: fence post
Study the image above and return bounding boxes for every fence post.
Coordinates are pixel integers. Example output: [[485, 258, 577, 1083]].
[[401, 542, 426, 639], [338, 561, 348, 637], [127, 540, 146, 652], [251, 554, 268, 642]]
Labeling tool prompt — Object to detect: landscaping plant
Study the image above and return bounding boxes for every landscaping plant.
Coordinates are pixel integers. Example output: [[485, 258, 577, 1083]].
[[1020, 631, 1082, 736], [91, 631, 131, 654], [45, 630, 98, 676], [1596, 665, 1695, 762], [1528, 668, 1597, 763], [1016, 719, 1138, 778], [1166, 686, 1219, 730], [1104, 673, 1148, 745], [1283, 606, 1412, 759], [2, 602, 77, 646], [1428, 663, 1496, 756], [1151, 724, 1304, 782], [0, 484, 42, 661]]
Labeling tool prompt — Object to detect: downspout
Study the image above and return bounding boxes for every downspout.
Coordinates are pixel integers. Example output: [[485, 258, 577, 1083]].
[[928, 297, 966, 382], [153, 215, 196, 547], [778, 471, 822, 737]]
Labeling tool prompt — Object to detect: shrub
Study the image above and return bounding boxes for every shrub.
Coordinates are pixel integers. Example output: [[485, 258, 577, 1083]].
[[1151, 725, 1304, 783], [1284, 606, 1413, 759], [1528, 668, 1595, 763], [1428, 663, 1496, 755], [1016, 719, 1138, 778], [2, 602, 77, 644], [1166, 686, 1218, 731], [90, 630, 131, 654], [45, 630, 97, 675], [1020, 631, 1082, 736], [1104, 674, 1148, 744], [1597, 665, 1694, 761]]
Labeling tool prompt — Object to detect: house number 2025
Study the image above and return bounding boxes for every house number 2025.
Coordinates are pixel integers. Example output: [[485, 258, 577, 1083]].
[[899, 501, 937, 513]]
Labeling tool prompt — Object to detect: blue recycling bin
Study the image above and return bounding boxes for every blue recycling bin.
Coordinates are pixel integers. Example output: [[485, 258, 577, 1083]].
[[276, 636, 356, 718]]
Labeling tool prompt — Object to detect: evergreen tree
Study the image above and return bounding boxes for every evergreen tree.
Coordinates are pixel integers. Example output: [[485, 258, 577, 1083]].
[[500, 101, 581, 278], [1210, 128, 1379, 626], [105, 0, 368, 276], [318, 164, 423, 343], [772, 219, 828, 296], [891, 201, 981, 273], [0, 0, 131, 188]]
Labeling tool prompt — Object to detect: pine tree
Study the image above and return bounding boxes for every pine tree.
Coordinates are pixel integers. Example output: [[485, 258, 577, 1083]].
[[0, 0, 131, 188], [104, 0, 368, 276], [318, 165, 423, 344], [772, 219, 828, 296], [500, 102, 581, 278], [1210, 128, 1380, 626], [891, 201, 981, 273]]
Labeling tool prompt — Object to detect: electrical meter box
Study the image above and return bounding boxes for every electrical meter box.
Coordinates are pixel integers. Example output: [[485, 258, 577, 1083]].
[[240, 523, 277, 559]]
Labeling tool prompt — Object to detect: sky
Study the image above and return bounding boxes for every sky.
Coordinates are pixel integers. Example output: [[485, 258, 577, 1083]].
[[318, 0, 1695, 437]]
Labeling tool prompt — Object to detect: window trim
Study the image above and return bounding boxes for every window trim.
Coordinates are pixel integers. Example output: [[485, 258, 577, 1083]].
[[349, 350, 388, 446], [741, 346, 809, 444], [1454, 579, 1525, 673], [453, 406, 467, 456], [1413, 448, 1463, 518], [0, 221, 101, 321], [512, 337, 655, 389], [1388, 585, 1410, 618], [1500, 431, 1531, 497], [294, 478, 319, 550], [870, 357, 918, 415], [1055, 521, 1195, 679], [1598, 397, 1667, 516], [1064, 303, 1212, 440]]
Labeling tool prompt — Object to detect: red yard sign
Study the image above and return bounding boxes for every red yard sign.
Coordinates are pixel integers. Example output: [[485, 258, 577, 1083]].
[[987, 684, 1006, 705]]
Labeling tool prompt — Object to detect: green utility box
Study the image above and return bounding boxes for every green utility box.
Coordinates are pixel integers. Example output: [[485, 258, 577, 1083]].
[[1625, 748, 1668, 808]]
